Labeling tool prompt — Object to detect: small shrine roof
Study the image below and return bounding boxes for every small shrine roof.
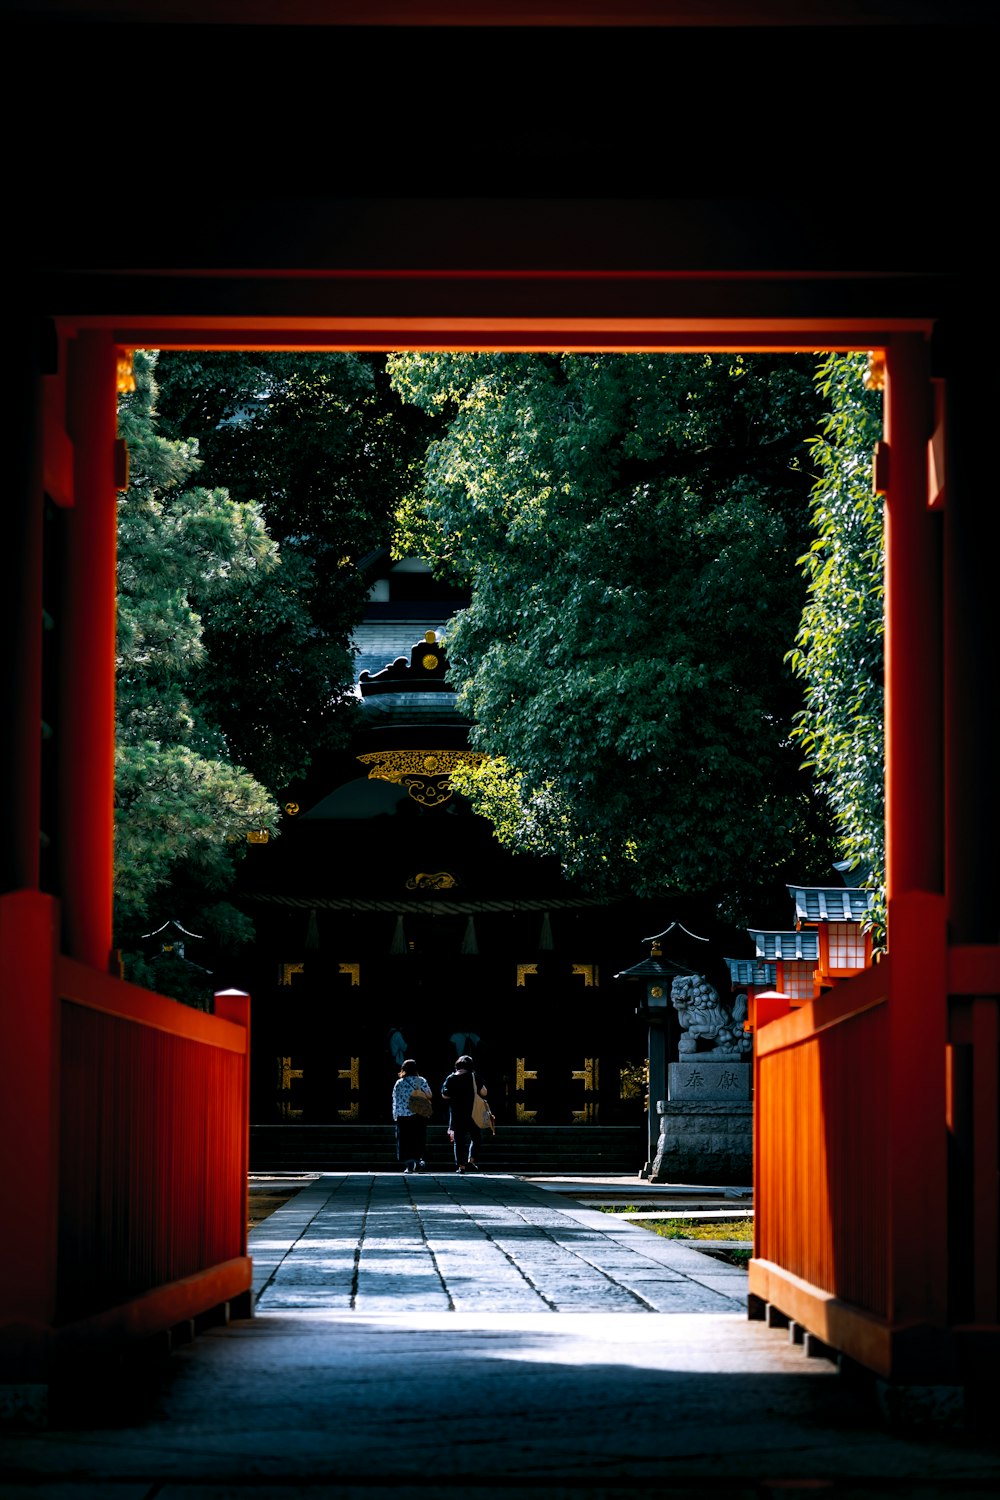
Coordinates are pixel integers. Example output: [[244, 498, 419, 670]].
[[724, 957, 777, 988], [747, 929, 820, 962], [787, 885, 873, 924]]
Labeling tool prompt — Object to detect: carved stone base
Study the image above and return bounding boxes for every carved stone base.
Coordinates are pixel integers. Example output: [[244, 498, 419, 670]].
[[650, 1099, 752, 1184]]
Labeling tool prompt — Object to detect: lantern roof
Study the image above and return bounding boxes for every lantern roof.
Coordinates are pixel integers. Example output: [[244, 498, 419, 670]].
[[613, 954, 698, 983]]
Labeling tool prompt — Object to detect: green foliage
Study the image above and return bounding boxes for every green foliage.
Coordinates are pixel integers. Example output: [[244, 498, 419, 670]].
[[115, 351, 280, 961], [786, 353, 884, 932], [151, 352, 437, 788], [390, 352, 834, 919]]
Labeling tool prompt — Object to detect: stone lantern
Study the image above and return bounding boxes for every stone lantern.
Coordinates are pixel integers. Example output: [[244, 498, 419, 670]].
[[614, 939, 696, 1177]]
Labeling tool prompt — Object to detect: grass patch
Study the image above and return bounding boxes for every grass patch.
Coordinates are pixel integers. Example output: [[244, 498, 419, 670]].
[[600, 1209, 753, 1243]]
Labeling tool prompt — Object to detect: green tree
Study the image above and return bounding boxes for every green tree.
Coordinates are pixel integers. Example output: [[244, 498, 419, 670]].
[[115, 350, 280, 975], [151, 352, 436, 789], [787, 352, 884, 926], [389, 352, 835, 920]]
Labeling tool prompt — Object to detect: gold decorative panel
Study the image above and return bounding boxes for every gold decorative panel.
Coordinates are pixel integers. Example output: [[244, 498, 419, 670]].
[[516, 1058, 538, 1089], [338, 963, 361, 987], [516, 963, 538, 988], [339, 1101, 360, 1122], [356, 749, 486, 808], [279, 963, 304, 986], [571, 964, 598, 987], [572, 1058, 599, 1091], [516, 1103, 538, 1123], [405, 872, 458, 891], [247, 829, 270, 844], [571, 1103, 599, 1124], [276, 1056, 303, 1120], [338, 1057, 360, 1090], [277, 1057, 303, 1090]]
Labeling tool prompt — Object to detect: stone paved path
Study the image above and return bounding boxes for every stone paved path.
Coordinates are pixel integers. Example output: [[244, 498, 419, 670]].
[[3, 1174, 999, 1497], [251, 1173, 747, 1315]]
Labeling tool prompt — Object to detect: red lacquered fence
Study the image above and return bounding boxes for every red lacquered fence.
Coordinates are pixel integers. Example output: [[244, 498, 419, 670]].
[[752, 963, 890, 1336], [0, 890, 251, 1380], [751, 891, 1000, 1382], [57, 962, 250, 1326]]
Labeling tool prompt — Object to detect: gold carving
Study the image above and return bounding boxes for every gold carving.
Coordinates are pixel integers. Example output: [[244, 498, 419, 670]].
[[571, 1103, 599, 1124], [247, 829, 270, 844], [284, 802, 300, 816], [422, 654, 439, 670], [356, 750, 486, 808], [405, 872, 458, 891], [571, 1058, 599, 1091], [339, 1101, 360, 1121], [338, 963, 361, 987], [338, 1057, 360, 1089], [571, 963, 598, 988], [424, 630, 437, 643], [279, 963, 304, 986], [277, 1057, 303, 1090], [277, 1055, 304, 1120], [515, 1058, 538, 1089], [516, 1103, 538, 1123], [650, 985, 664, 999], [516, 963, 538, 988]]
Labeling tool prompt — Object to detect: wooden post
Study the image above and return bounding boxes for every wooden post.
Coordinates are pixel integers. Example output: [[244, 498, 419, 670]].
[[214, 990, 252, 1265], [882, 335, 950, 1357], [4, 322, 45, 894], [0, 891, 61, 1381], [61, 332, 117, 970]]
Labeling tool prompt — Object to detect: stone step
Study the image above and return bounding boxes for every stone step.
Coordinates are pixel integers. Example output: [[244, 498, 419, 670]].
[[250, 1123, 646, 1175]]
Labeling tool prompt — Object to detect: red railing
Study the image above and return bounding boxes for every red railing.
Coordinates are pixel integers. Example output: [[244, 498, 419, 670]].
[[0, 891, 251, 1378], [751, 961, 892, 1366], [56, 960, 250, 1325]]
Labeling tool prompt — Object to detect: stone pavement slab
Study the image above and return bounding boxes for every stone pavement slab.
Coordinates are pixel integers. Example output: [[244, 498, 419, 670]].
[[252, 1173, 748, 1316]]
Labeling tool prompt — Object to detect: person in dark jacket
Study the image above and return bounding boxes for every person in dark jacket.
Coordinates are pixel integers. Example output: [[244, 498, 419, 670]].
[[440, 1053, 488, 1173]]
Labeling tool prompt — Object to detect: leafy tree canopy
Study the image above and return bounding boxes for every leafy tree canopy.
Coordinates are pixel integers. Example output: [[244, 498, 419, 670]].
[[787, 352, 884, 929], [389, 352, 836, 921], [151, 352, 437, 788], [115, 350, 280, 963]]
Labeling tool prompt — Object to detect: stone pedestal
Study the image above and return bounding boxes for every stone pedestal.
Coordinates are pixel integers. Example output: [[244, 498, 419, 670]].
[[650, 1061, 752, 1184]]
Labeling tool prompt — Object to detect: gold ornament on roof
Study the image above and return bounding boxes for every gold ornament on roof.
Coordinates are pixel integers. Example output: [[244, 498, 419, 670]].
[[356, 749, 485, 807], [422, 654, 440, 670], [406, 872, 458, 891]]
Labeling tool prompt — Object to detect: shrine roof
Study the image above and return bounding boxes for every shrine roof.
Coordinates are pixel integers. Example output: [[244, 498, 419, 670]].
[[724, 957, 778, 988], [786, 885, 874, 924], [747, 930, 821, 962]]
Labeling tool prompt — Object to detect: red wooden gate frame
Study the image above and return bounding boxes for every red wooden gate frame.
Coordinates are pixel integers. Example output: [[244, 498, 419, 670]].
[[4, 220, 998, 1389]]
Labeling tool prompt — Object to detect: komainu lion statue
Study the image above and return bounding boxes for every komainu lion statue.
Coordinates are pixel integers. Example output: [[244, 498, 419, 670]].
[[671, 974, 748, 1058]]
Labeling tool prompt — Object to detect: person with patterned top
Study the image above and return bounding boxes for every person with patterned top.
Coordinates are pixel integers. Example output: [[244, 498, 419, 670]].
[[392, 1059, 432, 1174]]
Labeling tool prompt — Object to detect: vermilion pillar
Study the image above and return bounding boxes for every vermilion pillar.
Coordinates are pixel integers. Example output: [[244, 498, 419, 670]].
[[884, 334, 943, 903], [4, 322, 45, 893], [883, 334, 950, 1349], [61, 332, 117, 970]]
